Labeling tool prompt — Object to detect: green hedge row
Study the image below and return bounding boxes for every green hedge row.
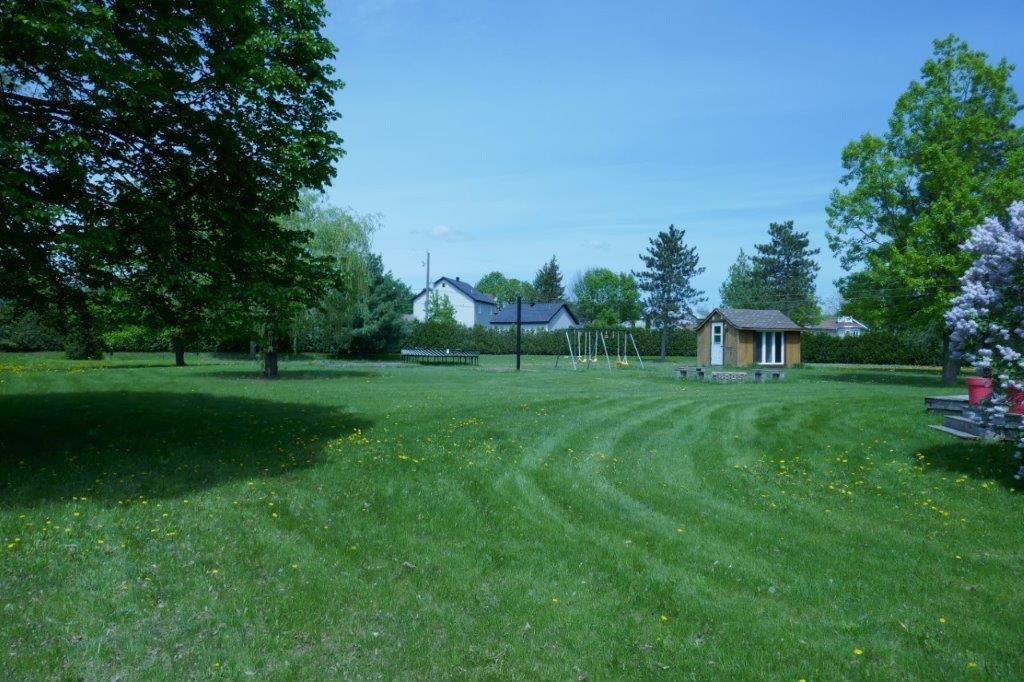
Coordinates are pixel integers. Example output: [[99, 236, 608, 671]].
[[404, 322, 697, 356], [801, 331, 945, 366]]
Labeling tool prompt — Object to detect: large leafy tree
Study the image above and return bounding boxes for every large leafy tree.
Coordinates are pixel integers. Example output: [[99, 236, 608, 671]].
[[719, 249, 763, 309], [475, 272, 536, 308], [0, 0, 344, 371], [572, 268, 642, 328], [827, 35, 1024, 383], [751, 220, 820, 324], [532, 256, 565, 302], [634, 224, 706, 358]]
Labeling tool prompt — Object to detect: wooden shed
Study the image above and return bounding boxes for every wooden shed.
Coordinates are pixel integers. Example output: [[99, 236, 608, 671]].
[[695, 308, 803, 367]]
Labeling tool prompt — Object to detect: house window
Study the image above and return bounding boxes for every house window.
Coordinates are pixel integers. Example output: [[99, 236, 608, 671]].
[[756, 331, 785, 365]]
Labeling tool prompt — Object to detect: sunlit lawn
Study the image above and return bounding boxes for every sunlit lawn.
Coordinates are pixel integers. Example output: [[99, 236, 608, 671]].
[[1, 352, 1021, 678]]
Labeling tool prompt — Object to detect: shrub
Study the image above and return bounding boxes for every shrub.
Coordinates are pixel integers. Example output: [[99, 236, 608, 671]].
[[102, 325, 171, 353], [802, 330, 945, 365], [0, 309, 63, 351]]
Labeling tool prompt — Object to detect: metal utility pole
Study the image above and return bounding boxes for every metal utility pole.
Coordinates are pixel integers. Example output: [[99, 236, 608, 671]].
[[424, 251, 431, 291], [515, 295, 522, 371]]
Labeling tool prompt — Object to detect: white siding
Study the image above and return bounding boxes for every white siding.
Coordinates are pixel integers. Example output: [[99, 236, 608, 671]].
[[546, 308, 577, 331], [411, 284, 495, 327]]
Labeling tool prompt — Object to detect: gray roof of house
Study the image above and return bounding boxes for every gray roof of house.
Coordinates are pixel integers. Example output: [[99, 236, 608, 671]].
[[701, 308, 803, 331], [490, 302, 579, 325], [412, 277, 496, 305]]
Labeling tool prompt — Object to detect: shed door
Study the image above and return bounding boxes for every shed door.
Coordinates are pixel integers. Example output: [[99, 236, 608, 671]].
[[710, 322, 724, 365]]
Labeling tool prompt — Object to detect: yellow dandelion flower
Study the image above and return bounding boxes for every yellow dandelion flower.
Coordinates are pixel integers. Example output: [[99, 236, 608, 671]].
[[939, 617, 946, 624], [660, 615, 669, 622], [854, 648, 863, 656]]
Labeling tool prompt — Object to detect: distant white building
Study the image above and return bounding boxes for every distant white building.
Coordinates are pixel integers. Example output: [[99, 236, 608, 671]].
[[805, 316, 869, 337], [489, 302, 580, 332], [411, 277, 497, 327]]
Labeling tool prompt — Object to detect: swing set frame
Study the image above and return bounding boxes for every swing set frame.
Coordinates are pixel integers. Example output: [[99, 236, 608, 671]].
[[555, 329, 645, 371]]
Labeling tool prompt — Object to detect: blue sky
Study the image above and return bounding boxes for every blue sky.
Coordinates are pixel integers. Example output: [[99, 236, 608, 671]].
[[322, 0, 1024, 306]]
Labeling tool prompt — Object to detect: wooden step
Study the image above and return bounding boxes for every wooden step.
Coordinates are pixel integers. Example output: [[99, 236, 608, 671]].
[[944, 414, 993, 438], [928, 424, 980, 440], [924, 395, 970, 415]]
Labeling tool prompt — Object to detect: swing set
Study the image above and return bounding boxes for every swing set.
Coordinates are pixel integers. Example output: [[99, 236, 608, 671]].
[[555, 329, 645, 371]]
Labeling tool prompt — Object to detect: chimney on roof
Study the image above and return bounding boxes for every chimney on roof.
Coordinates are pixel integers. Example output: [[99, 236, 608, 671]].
[[455, 277, 460, 281]]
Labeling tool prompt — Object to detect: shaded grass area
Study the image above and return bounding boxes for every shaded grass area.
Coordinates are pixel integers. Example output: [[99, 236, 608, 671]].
[[0, 353, 1021, 678]]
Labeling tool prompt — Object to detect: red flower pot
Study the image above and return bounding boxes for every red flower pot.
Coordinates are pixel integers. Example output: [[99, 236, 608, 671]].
[[1009, 386, 1024, 415], [965, 376, 993, 405]]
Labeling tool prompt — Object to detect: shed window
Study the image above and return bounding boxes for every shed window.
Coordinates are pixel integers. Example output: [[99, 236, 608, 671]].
[[756, 332, 785, 365]]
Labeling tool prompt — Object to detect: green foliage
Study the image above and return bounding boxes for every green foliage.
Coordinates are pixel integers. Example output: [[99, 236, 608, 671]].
[[425, 291, 457, 324], [750, 221, 820, 324], [63, 329, 104, 360], [572, 269, 642, 327], [827, 36, 1024, 344], [0, 0, 344, 353], [532, 256, 565, 302], [719, 249, 764, 309], [284, 193, 375, 354], [101, 326, 171, 353], [0, 306, 63, 351], [802, 330, 946, 366], [475, 272, 536, 308], [634, 225, 705, 357], [349, 255, 413, 355]]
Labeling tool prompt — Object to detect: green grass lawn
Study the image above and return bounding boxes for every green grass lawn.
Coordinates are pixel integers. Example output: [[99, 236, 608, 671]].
[[1, 353, 1021, 678]]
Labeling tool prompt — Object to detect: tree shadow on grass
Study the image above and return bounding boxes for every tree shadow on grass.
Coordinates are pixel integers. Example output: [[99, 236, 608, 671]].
[[816, 370, 948, 389], [0, 392, 371, 508], [918, 440, 1019, 489], [196, 369, 383, 380]]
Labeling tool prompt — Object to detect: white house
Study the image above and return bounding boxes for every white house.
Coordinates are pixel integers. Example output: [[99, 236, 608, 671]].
[[805, 316, 869, 337], [410, 276, 497, 327], [489, 302, 580, 332]]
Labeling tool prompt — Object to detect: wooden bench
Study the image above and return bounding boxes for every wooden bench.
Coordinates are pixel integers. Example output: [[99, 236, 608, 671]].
[[711, 371, 748, 383]]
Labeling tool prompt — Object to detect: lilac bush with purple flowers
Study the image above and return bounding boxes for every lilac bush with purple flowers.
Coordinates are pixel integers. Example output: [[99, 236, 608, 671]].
[[946, 201, 1024, 476]]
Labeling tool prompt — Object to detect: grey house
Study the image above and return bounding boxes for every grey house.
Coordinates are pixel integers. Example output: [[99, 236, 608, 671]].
[[489, 302, 580, 331]]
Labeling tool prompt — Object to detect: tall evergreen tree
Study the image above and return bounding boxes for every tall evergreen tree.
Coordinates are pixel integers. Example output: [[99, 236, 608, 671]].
[[533, 256, 565, 302], [750, 221, 820, 324], [827, 36, 1024, 384], [350, 255, 412, 355], [634, 225, 706, 359], [718, 249, 763, 309]]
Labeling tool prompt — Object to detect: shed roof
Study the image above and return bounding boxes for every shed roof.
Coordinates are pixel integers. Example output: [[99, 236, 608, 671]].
[[490, 302, 579, 325], [699, 308, 803, 331]]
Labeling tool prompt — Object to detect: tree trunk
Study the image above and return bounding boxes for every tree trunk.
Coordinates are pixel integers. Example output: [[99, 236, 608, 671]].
[[249, 340, 259, 360], [941, 334, 960, 386], [660, 326, 667, 360], [263, 336, 279, 379], [173, 338, 186, 367]]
